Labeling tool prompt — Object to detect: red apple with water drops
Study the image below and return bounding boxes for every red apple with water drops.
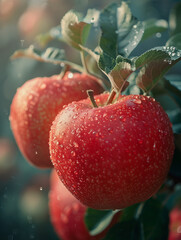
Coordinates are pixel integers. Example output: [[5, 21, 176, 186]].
[[10, 72, 104, 168], [49, 93, 174, 209], [169, 207, 181, 240], [49, 169, 121, 240]]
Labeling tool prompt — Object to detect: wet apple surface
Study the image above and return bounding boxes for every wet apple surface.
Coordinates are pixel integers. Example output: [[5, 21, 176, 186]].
[[10, 73, 104, 168], [50, 93, 174, 209]]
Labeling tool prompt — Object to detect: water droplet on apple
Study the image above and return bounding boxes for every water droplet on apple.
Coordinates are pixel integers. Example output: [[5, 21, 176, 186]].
[[73, 142, 79, 148], [146, 156, 150, 163], [68, 72, 73, 78], [28, 95, 33, 100], [71, 151, 76, 156], [40, 83, 47, 89], [133, 99, 142, 104]]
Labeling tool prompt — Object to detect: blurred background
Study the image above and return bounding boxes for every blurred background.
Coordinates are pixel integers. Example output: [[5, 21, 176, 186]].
[[0, 0, 180, 239]]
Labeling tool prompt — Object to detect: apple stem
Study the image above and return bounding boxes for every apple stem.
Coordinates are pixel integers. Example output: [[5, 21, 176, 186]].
[[80, 51, 89, 74], [59, 64, 70, 79], [87, 90, 98, 108], [106, 89, 117, 105]]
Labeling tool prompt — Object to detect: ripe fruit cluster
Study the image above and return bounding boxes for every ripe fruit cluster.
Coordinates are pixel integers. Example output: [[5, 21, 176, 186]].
[[9, 2, 179, 239]]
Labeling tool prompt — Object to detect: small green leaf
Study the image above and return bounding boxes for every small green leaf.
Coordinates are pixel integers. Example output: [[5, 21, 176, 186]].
[[85, 208, 120, 236], [36, 26, 63, 47], [134, 46, 181, 92], [11, 45, 65, 62], [11, 46, 84, 72], [99, 54, 133, 92], [169, 2, 181, 36], [140, 198, 169, 240], [99, 1, 144, 61], [108, 61, 132, 92], [102, 220, 142, 240], [61, 11, 91, 50], [142, 19, 168, 41], [166, 33, 181, 50]]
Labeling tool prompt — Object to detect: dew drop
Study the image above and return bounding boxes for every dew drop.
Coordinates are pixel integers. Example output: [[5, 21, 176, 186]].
[[133, 99, 142, 104], [28, 95, 33, 100], [68, 72, 73, 78], [73, 142, 79, 148], [91, 17, 95, 23], [71, 151, 76, 156], [40, 83, 47, 89], [156, 32, 161, 38]]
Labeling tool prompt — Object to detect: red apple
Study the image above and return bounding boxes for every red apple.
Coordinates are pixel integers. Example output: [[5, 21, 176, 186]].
[[169, 207, 181, 240], [49, 169, 121, 240], [18, 6, 53, 41], [49, 93, 174, 209], [10, 72, 104, 168]]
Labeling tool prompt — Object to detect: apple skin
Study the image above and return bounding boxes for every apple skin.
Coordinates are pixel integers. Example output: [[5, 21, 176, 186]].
[[49, 169, 121, 240], [9, 72, 104, 168], [168, 207, 181, 240], [49, 93, 174, 209]]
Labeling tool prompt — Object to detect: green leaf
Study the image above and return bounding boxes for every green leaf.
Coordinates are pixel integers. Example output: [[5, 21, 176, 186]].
[[165, 74, 181, 92], [107, 61, 132, 92], [134, 46, 181, 92], [11, 46, 84, 72], [61, 11, 91, 50], [104, 199, 169, 240], [85, 208, 121, 236], [140, 198, 169, 240], [99, 1, 144, 62], [99, 54, 133, 92], [169, 2, 181, 36], [36, 26, 63, 47], [166, 33, 181, 50], [142, 19, 168, 41], [84, 8, 100, 27], [102, 220, 142, 240]]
